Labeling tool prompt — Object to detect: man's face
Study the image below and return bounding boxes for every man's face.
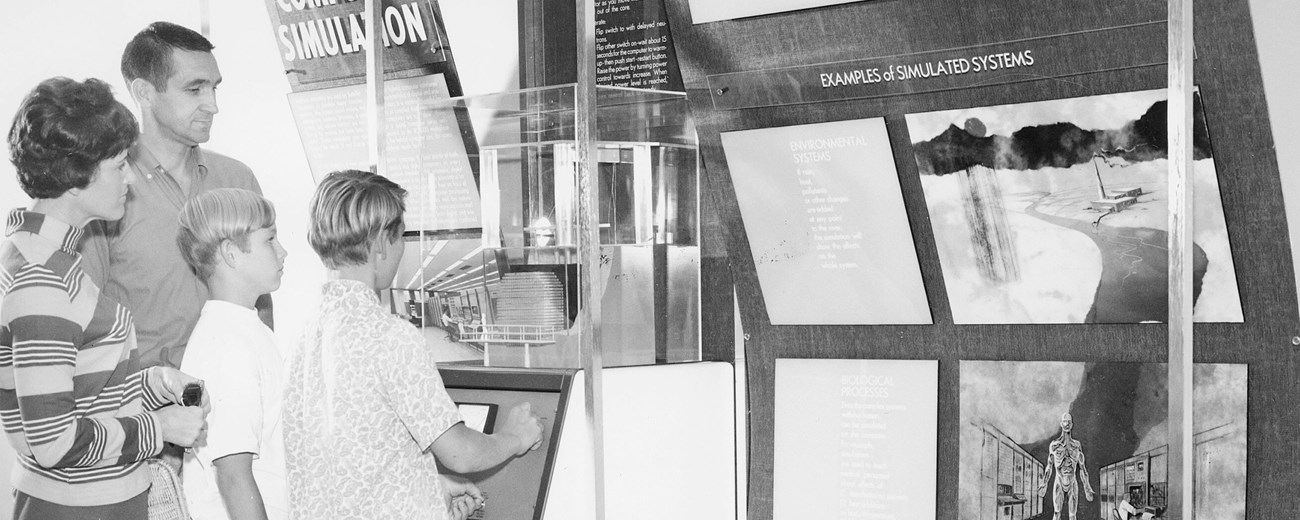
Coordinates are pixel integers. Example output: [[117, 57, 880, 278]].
[[1061, 414, 1073, 433], [148, 49, 221, 146]]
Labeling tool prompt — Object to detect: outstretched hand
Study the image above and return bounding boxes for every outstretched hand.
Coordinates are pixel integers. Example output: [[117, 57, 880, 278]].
[[500, 402, 545, 455]]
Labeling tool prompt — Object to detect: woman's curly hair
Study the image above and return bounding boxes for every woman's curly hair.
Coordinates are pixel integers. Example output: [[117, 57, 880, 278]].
[[7, 77, 138, 199]]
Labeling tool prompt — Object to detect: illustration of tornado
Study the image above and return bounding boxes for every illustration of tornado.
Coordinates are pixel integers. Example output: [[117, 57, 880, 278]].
[[959, 164, 1020, 283]]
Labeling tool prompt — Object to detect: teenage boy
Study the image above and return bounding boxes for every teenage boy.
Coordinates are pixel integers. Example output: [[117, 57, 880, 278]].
[[175, 188, 288, 520], [286, 170, 542, 520]]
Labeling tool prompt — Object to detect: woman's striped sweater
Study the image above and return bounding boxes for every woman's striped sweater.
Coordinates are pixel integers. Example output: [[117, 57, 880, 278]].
[[0, 209, 169, 506]]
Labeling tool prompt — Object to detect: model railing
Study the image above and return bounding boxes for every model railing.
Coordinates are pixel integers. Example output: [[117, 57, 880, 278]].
[[458, 323, 566, 344]]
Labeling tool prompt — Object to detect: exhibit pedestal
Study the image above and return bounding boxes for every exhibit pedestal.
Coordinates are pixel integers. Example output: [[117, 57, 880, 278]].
[[439, 361, 736, 520]]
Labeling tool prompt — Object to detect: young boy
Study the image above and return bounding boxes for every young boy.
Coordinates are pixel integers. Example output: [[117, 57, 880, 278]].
[[176, 188, 288, 520]]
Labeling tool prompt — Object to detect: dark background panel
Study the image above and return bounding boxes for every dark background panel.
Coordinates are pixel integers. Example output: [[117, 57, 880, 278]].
[[662, 0, 1300, 518]]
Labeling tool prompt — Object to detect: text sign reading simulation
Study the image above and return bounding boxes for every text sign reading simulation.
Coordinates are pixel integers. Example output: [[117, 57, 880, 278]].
[[706, 22, 1165, 110], [264, 0, 447, 88]]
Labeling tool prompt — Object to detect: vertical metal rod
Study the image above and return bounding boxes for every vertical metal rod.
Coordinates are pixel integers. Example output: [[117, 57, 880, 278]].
[[732, 290, 748, 519], [365, 0, 386, 175], [575, 1, 606, 519], [198, 0, 211, 38], [1167, 0, 1194, 518]]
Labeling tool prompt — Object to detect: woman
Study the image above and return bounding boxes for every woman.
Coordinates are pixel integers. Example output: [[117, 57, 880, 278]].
[[285, 169, 544, 520], [2, 77, 209, 519]]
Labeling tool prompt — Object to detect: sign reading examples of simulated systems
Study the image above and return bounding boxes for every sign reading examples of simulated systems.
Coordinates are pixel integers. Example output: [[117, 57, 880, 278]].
[[775, 359, 938, 520], [721, 118, 931, 325], [706, 22, 1165, 110]]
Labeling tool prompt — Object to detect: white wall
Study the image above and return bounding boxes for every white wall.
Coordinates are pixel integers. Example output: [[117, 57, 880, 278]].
[[1250, 0, 1300, 310]]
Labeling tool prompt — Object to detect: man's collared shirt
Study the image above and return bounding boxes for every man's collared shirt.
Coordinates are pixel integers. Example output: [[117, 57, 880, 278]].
[[81, 142, 260, 368]]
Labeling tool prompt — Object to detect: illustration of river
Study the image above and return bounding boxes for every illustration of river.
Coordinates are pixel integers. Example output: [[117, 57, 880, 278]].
[[1026, 195, 1207, 323]]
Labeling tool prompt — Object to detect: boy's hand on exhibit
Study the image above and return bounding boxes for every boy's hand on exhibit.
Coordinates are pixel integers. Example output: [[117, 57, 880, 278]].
[[500, 402, 545, 455], [441, 474, 484, 520], [448, 494, 481, 520], [441, 474, 483, 503]]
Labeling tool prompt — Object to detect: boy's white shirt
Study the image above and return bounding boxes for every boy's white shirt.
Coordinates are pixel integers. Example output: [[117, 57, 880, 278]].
[[181, 299, 288, 520]]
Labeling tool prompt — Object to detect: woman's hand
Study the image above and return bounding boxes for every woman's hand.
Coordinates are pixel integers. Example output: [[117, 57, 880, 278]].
[[155, 405, 207, 447], [153, 367, 207, 407], [150, 367, 211, 448]]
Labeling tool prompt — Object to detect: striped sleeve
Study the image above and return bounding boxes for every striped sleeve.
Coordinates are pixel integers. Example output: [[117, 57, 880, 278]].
[[4, 283, 162, 468], [136, 367, 172, 411]]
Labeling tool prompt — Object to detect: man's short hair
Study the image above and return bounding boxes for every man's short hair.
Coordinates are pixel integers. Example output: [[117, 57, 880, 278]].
[[177, 188, 277, 283], [308, 170, 407, 269], [121, 21, 215, 91], [7, 77, 138, 199]]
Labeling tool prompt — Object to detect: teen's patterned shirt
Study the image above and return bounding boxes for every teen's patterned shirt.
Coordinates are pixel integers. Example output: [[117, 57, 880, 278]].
[[284, 279, 462, 519]]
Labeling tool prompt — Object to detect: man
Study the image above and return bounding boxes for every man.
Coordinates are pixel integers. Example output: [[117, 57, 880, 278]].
[[1038, 412, 1094, 520], [1118, 492, 1158, 520], [82, 21, 271, 370]]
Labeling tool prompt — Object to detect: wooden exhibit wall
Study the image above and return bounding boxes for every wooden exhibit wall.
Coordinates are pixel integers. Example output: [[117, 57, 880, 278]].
[[659, 0, 1299, 518]]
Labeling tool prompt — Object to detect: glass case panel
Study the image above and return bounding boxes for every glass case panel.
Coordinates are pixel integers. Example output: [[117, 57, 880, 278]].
[[408, 84, 700, 368]]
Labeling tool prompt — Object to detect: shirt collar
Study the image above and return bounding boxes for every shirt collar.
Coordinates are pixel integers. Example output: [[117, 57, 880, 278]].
[[5, 209, 85, 254], [203, 299, 260, 318], [130, 142, 208, 182], [323, 279, 379, 302]]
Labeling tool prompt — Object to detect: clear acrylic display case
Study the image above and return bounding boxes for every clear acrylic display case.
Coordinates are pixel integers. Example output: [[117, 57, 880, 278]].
[[411, 84, 700, 368]]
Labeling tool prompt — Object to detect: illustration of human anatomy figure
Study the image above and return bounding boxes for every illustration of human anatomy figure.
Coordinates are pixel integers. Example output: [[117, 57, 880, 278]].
[[1038, 412, 1095, 520]]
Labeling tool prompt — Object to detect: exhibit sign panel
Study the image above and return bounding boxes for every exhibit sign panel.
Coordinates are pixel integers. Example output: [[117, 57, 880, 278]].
[[721, 118, 931, 325], [704, 22, 1164, 110], [775, 358, 938, 520], [287, 74, 480, 233], [688, 0, 867, 24], [263, 0, 449, 90], [959, 361, 1247, 520], [905, 89, 1242, 324], [596, 0, 684, 90]]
